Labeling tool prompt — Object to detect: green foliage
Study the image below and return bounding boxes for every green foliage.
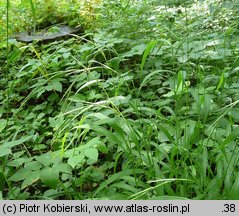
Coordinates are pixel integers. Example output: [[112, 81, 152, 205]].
[[0, 0, 239, 200]]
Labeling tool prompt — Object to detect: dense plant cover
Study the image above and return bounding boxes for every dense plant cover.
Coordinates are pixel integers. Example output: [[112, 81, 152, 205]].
[[0, 0, 239, 199]]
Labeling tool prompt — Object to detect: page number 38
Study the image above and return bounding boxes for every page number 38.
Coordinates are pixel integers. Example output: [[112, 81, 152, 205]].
[[222, 204, 236, 212]]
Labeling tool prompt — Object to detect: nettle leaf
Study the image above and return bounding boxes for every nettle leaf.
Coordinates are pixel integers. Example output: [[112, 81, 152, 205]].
[[40, 167, 59, 189]]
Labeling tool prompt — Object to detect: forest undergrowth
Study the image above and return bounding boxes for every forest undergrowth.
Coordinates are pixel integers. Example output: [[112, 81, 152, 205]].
[[0, 0, 239, 199]]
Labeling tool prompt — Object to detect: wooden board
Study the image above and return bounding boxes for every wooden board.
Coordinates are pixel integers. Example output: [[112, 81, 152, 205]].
[[16, 25, 83, 43]]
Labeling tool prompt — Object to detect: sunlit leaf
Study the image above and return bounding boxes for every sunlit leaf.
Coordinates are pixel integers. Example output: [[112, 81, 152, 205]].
[[84, 148, 98, 164], [68, 154, 85, 168]]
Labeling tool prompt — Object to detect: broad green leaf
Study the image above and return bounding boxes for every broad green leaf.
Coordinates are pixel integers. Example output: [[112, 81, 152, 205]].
[[205, 39, 222, 47], [49, 116, 64, 129], [177, 54, 189, 63], [64, 148, 80, 158], [83, 137, 103, 148], [9, 168, 40, 185], [0, 136, 33, 157], [35, 153, 53, 166], [157, 124, 174, 142], [2, 136, 33, 148], [84, 148, 98, 164], [24, 161, 42, 170], [53, 163, 72, 173], [229, 108, 239, 121], [158, 143, 173, 153], [8, 158, 28, 167], [33, 144, 47, 151], [164, 90, 175, 97], [204, 50, 221, 59], [108, 95, 131, 106], [40, 167, 59, 189], [63, 52, 70, 59], [123, 44, 147, 57], [97, 142, 108, 153], [68, 154, 85, 168], [21, 171, 40, 189], [0, 147, 11, 157], [45, 84, 53, 91], [58, 48, 68, 53], [88, 167, 105, 181], [75, 124, 123, 146], [52, 81, 62, 92], [36, 87, 46, 98], [0, 119, 7, 133]]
